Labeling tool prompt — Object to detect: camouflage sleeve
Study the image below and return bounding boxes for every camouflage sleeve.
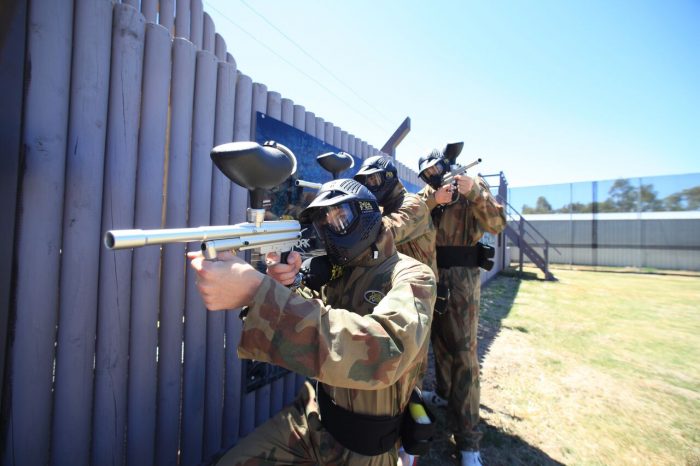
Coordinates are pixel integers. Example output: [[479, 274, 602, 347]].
[[418, 185, 439, 210], [238, 265, 435, 390], [464, 176, 507, 234], [382, 194, 432, 245]]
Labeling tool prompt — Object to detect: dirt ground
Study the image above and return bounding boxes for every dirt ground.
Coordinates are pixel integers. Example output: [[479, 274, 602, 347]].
[[416, 272, 564, 466]]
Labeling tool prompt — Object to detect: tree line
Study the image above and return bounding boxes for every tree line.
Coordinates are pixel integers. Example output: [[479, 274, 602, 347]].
[[521, 179, 700, 214]]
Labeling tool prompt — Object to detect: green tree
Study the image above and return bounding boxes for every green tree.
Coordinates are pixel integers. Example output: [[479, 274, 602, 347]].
[[607, 179, 637, 212], [639, 183, 662, 211], [522, 196, 554, 214], [663, 185, 700, 211], [535, 196, 553, 213], [606, 178, 661, 212]]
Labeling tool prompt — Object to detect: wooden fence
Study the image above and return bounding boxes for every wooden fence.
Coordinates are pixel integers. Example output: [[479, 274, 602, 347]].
[[0, 0, 464, 465]]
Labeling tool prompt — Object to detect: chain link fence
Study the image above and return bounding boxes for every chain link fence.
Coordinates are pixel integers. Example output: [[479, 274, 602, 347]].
[[507, 173, 700, 271]]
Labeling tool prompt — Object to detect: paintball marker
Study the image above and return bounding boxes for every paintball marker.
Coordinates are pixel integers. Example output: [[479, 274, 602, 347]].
[[295, 150, 355, 189], [105, 141, 301, 260], [441, 157, 482, 186]]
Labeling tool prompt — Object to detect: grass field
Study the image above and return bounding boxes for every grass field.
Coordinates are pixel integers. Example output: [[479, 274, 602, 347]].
[[419, 266, 700, 466]]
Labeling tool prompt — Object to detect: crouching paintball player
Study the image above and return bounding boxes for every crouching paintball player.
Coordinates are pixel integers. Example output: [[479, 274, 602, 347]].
[[189, 179, 436, 465]]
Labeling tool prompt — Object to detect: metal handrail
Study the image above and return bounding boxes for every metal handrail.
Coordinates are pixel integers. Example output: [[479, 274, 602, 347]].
[[499, 195, 561, 255]]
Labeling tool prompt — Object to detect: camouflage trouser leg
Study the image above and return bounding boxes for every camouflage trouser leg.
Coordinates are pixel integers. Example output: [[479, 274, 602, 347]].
[[431, 266, 481, 451], [216, 381, 398, 465]]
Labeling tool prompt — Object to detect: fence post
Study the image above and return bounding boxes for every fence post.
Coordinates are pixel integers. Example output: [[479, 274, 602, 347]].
[[519, 216, 525, 273]]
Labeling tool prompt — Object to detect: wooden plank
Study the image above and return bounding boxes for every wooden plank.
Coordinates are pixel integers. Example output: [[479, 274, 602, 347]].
[[4, 0, 73, 463], [141, 0, 157, 23], [190, 0, 203, 49], [251, 81, 272, 428], [0, 0, 26, 440], [266, 91, 285, 418], [181, 49, 218, 466], [125, 22, 172, 466], [203, 12, 215, 52], [155, 37, 196, 466], [175, 0, 190, 39], [231, 72, 254, 439], [92, 5, 145, 465], [305, 111, 316, 139], [290, 104, 308, 399], [51, 1, 113, 464], [380, 116, 411, 157], [159, 0, 174, 32], [203, 59, 237, 460]]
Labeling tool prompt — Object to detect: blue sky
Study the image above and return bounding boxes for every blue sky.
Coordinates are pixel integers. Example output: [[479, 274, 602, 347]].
[[204, 0, 699, 188]]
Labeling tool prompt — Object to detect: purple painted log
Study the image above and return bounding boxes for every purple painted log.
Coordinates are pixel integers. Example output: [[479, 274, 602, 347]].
[[175, 0, 190, 39], [300, 110, 320, 395], [155, 37, 196, 466], [305, 111, 316, 138], [315, 117, 325, 142], [126, 22, 172, 466], [230, 72, 254, 439], [159, 0, 174, 32], [181, 49, 218, 466], [204, 59, 237, 459], [92, 5, 145, 465], [266, 91, 285, 417], [290, 104, 308, 399], [341, 130, 348, 152], [142, 0, 157, 23], [277, 97, 299, 406], [324, 121, 334, 145], [281, 97, 294, 123], [347, 134, 356, 157], [190, 0, 203, 49], [251, 81, 272, 427], [50, 1, 112, 464], [333, 126, 341, 148], [4, 0, 73, 463], [215, 33, 226, 61], [203, 12, 215, 52]]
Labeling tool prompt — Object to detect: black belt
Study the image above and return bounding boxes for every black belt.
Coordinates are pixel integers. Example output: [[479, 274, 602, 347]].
[[318, 385, 403, 456], [436, 243, 495, 270]]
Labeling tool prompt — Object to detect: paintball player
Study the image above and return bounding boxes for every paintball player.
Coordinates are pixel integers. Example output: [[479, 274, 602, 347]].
[[353, 155, 438, 280], [189, 179, 436, 465], [417, 143, 506, 466], [353, 155, 439, 466]]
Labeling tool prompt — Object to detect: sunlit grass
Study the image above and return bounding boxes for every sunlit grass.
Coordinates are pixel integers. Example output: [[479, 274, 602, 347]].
[[478, 267, 700, 466]]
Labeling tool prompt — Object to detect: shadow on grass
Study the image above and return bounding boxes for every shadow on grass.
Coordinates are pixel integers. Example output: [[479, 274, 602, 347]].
[[477, 269, 529, 364], [417, 402, 565, 466], [421, 269, 565, 465]]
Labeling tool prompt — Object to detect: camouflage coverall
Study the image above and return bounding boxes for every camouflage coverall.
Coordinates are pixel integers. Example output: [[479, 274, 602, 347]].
[[216, 227, 436, 465], [419, 176, 506, 451], [380, 180, 438, 279]]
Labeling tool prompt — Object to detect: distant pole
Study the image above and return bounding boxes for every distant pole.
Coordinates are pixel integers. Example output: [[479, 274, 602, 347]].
[[381, 116, 411, 157]]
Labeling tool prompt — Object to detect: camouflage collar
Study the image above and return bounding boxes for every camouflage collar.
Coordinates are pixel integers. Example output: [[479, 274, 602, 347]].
[[380, 181, 407, 214], [345, 226, 396, 269]]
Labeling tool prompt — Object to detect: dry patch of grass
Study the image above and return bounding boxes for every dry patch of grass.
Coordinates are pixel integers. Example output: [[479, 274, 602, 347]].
[[419, 267, 700, 466]]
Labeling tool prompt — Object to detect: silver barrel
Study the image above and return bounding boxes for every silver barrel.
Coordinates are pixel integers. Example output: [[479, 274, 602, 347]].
[[104, 220, 301, 250], [295, 179, 322, 190]]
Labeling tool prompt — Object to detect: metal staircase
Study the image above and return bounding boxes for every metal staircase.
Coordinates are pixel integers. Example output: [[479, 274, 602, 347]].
[[482, 172, 557, 281], [500, 198, 557, 281]]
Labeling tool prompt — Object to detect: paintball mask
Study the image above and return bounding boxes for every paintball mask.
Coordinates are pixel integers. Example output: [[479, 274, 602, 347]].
[[418, 149, 450, 189], [353, 155, 399, 205], [300, 179, 382, 266]]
